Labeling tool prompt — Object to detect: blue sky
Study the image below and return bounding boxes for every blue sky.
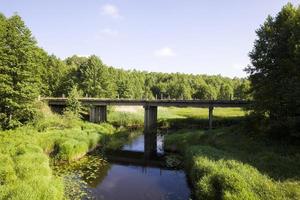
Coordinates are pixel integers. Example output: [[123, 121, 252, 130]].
[[1, 0, 299, 77]]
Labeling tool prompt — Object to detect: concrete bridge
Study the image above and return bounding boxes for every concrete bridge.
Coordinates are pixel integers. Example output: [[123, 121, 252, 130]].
[[43, 98, 250, 157]]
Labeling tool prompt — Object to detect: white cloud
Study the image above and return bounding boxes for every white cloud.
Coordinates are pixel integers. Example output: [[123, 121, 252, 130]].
[[101, 4, 122, 19], [100, 28, 118, 36], [154, 47, 176, 57]]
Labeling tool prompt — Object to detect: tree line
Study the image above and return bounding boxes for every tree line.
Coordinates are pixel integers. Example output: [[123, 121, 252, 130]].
[[0, 13, 250, 129]]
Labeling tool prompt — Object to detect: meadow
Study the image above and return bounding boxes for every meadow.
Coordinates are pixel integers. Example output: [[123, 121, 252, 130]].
[[107, 106, 246, 129]]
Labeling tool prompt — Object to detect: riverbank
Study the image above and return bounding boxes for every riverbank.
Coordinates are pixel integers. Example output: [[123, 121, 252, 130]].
[[0, 105, 118, 200], [164, 127, 300, 199]]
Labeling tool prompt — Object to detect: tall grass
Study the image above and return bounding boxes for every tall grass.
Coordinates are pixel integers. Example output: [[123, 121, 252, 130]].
[[164, 127, 300, 200], [0, 103, 116, 200], [107, 106, 144, 128]]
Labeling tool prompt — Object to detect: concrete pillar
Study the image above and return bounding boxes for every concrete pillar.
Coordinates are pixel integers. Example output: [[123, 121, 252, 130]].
[[209, 106, 214, 130], [89, 105, 107, 123], [98, 105, 107, 123], [144, 106, 157, 158]]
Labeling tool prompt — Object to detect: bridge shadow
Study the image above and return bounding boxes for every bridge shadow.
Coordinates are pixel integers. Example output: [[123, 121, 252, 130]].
[[158, 116, 245, 130], [103, 149, 169, 169]]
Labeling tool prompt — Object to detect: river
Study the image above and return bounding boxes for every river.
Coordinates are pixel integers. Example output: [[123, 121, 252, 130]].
[[52, 132, 192, 200]]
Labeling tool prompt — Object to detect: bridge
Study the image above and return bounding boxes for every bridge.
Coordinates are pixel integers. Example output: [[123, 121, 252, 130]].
[[43, 97, 250, 157]]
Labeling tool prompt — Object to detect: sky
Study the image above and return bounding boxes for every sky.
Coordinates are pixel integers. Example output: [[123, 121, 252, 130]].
[[1, 0, 299, 77]]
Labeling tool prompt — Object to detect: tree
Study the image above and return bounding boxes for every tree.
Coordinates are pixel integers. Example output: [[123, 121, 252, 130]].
[[78, 55, 116, 98], [234, 80, 251, 100], [0, 14, 43, 129], [192, 83, 217, 100], [42, 55, 69, 96], [246, 3, 300, 137], [64, 85, 82, 117], [218, 83, 234, 100]]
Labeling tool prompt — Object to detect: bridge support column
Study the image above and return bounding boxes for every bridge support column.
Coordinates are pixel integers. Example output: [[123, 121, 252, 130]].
[[144, 105, 157, 158], [89, 105, 107, 123], [209, 106, 214, 130]]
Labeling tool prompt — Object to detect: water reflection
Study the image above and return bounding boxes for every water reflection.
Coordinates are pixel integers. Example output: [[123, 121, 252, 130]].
[[89, 164, 190, 200], [54, 132, 191, 200], [122, 134, 164, 153]]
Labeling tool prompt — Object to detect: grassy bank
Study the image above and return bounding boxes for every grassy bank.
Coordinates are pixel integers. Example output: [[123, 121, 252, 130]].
[[164, 127, 300, 199], [0, 104, 116, 200]]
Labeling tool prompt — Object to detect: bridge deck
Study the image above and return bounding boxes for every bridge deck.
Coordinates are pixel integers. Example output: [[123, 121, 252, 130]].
[[42, 97, 250, 108]]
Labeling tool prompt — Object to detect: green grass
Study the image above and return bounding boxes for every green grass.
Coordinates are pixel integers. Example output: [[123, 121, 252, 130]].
[[164, 127, 300, 200], [107, 106, 247, 129], [107, 106, 144, 127], [158, 107, 246, 119], [158, 107, 246, 129], [0, 103, 117, 200]]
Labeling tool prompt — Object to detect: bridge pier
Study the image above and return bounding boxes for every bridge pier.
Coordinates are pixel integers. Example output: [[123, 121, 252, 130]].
[[89, 105, 107, 123], [144, 105, 157, 158], [209, 106, 214, 130]]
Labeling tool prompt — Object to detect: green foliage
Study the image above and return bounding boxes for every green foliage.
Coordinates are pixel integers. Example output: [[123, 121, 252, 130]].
[[61, 55, 248, 101], [0, 15, 44, 129], [77, 55, 116, 98], [246, 3, 300, 137], [0, 130, 64, 200], [41, 55, 69, 97], [164, 128, 300, 200], [64, 85, 82, 117], [234, 79, 251, 100], [0, 103, 116, 200]]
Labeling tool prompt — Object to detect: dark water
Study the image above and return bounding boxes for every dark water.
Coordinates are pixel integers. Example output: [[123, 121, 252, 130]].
[[54, 133, 191, 200]]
